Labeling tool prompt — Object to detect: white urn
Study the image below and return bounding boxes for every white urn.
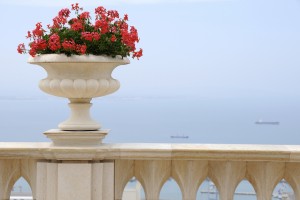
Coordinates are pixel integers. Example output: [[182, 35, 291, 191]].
[[28, 54, 129, 131]]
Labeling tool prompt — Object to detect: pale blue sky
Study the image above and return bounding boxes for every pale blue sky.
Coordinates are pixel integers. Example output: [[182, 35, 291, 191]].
[[2, 1, 300, 194], [2, 1, 300, 193], [0, 0, 300, 144], [0, 0, 299, 99]]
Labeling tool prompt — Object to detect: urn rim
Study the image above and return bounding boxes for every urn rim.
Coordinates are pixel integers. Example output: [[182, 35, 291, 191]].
[[27, 54, 130, 64]]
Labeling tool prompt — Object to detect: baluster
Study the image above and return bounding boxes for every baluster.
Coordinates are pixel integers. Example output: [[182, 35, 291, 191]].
[[0, 159, 21, 200], [209, 161, 246, 200], [172, 160, 208, 200], [135, 160, 171, 200], [285, 162, 300, 199], [21, 159, 37, 199], [114, 160, 134, 200], [246, 161, 285, 200]]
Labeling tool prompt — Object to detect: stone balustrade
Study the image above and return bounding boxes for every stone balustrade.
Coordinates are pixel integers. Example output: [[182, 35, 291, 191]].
[[0, 143, 300, 200]]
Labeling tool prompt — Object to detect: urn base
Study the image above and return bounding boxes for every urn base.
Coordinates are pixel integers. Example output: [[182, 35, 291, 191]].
[[58, 99, 101, 131], [44, 129, 109, 146]]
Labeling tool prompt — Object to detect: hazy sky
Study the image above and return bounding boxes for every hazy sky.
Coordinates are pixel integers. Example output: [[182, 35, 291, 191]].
[[1, 0, 300, 144], [2, 1, 300, 192], [0, 0, 299, 100]]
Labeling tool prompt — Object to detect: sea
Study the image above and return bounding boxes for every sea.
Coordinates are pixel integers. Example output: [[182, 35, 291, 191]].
[[1, 95, 299, 199]]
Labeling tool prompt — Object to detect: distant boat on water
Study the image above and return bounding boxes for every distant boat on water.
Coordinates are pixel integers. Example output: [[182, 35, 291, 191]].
[[170, 135, 189, 139], [255, 119, 280, 125]]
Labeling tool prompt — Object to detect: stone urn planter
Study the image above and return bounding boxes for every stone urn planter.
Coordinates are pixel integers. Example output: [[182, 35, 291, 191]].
[[28, 54, 129, 145]]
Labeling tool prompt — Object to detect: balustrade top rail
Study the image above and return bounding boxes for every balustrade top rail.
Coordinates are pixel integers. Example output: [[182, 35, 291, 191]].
[[0, 142, 300, 161]]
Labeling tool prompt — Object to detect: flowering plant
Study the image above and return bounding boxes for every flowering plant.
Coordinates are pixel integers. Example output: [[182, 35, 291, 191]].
[[17, 3, 143, 59]]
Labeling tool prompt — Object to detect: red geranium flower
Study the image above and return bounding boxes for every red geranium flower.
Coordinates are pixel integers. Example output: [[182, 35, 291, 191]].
[[76, 44, 87, 54], [79, 12, 90, 20], [133, 48, 143, 60], [18, 3, 142, 59], [111, 35, 117, 42], [62, 39, 76, 51], [48, 33, 61, 51], [17, 43, 26, 54], [124, 14, 128, 21], [32, 22, 44, 38]]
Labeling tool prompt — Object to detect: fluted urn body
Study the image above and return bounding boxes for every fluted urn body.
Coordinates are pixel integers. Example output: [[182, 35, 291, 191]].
[[28, 54, 129, 131]]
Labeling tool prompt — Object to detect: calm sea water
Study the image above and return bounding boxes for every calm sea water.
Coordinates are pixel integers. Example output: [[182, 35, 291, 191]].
[[1, 95, 299, 198], [1, 95, 300, 144]]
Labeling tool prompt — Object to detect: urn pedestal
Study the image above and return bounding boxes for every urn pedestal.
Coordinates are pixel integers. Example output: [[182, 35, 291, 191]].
[[28, 54, 129, 146]]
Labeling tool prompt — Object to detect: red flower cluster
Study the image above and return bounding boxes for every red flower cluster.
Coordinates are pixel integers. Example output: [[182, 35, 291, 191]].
[[32, 22, 44, 38], [62, 39, 76, 51], [81, 32, 100, 41], [17, 43, 25, 54], [48, 33, 61, 51], [18, 3, 142, 59], [29, 39, 47, 57], [71, 3, 82, 12], [111, 35, 117, 42], [61, 39, 87, 54], [79, 12, 90, 20], [70, 18, 84, 31], [76, 44, 87, 54], [133, 49, 143, 60]]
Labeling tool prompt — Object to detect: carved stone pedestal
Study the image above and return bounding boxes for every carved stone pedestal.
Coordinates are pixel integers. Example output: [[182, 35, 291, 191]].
[[44, 129, 109, 147], [36, 161, 114, 200]]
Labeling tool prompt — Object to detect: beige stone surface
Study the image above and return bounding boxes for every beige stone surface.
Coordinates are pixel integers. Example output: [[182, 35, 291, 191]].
[[28, 54, 129, 131], [0, 160, 21, 199], [246, 162, 285, 200], [21, 159, 37, 199], [36, 162, 58, 200], [57, 163, 92, 200], [0, 143, 300, 162], [44, 129, 109, 147], [114, 159, 297, 200], [172, 160, 208, 200], [115, 160, 134, 200], [91, 162, 114, 200], [209, 161, 246, 200], [135, 160, 171, 200], [102, 162, 114, 200], [285, 162, 300, 199], [0, 159, 37, 200], [0, 143, 299, 199], [36, 161, 114, 200], [92, 163, 104, 199], [36, 162, 47, 200]]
